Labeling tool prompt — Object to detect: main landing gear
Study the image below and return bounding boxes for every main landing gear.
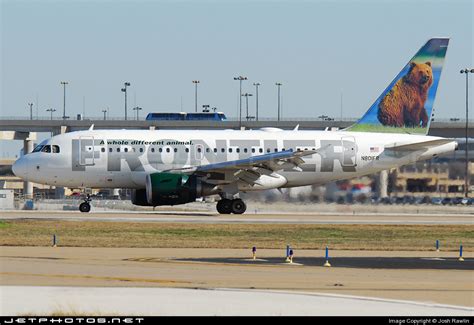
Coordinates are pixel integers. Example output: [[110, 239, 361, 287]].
[[79, 194, 92, 213], [216, 198, 247, 214]]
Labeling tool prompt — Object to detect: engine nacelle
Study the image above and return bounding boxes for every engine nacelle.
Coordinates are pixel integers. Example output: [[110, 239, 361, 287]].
[[131, 189, 149, 206], [132, 172, 217, 207]]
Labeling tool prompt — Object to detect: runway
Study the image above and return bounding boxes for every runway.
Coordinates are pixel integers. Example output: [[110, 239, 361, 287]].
[[2, 210, 473, 225]]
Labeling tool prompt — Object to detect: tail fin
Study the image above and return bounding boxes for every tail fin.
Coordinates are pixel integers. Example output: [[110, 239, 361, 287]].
[[347, 38, 449, 134]]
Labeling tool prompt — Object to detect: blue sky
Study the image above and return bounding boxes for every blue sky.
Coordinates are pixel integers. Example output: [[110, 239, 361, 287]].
[[1, 0, 473, 156]]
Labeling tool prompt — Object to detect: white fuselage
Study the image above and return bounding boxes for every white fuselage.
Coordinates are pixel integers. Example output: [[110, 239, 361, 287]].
[[13, 128, 457, 192]]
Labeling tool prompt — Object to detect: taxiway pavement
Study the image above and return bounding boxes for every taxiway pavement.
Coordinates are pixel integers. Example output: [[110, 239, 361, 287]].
[[1, 247, 472, 312], [2, 286, 472, 316]]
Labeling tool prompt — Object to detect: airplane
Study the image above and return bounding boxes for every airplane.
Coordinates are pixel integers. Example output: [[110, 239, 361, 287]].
[[12, 38, 456, 214]]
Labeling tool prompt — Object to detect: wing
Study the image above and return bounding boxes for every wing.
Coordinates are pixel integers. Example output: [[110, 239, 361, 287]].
[[165, 149, 315, 174], [163, 149, 318, 187]]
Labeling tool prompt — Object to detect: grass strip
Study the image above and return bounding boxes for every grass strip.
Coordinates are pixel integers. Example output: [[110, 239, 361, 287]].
[[0, 220, 472, 251]]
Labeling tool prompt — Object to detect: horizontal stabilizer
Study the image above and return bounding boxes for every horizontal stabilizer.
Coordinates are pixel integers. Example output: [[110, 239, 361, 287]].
[[385, 139, 456, 151]]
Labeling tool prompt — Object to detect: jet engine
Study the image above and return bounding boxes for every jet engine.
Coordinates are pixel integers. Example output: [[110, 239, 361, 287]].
[[131, 172, 217, 206]]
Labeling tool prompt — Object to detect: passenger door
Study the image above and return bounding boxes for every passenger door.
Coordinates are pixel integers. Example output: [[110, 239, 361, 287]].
[[341, 136, 357, 167], [78, 136, 96, 166]]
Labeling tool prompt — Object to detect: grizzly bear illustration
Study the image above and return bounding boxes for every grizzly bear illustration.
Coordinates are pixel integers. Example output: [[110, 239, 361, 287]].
[[377, 61, 433, 128]]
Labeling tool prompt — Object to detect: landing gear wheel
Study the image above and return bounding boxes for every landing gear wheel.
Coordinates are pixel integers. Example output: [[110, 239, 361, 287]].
[[79, 202, 91, 213], [216, 199, 232, 214], [231, 199, 247, 214]]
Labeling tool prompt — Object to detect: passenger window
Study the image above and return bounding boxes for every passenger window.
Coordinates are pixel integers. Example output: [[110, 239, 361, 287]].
[[109, 148, 112, 153], [101, 148, 105, 153], [41, 145, 51, 153], [166, 148, 170, 153], [117, 148, 120, 152], [244, 148, 248, 153], [52, 145, 60, 153], [174, 148, 177, 153], [221, 148, 225, 153], [151, 148, 155, 153], [185, 148, 189, 153], [251, 148, 255, 153], [259, 148, 263, 153], [267, 148, 271, 153], [139, 148, 143, 153], [124, 148, 128, 153], [236, 148, 240, 153], [229, 148, 233, 153]]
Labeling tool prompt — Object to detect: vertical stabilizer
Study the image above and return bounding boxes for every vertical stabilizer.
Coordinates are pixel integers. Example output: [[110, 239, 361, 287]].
[[348, 38, 449, 134]]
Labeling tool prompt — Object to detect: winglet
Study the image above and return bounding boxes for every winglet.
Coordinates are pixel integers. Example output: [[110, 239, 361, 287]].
[[88, 124, 95, 131]]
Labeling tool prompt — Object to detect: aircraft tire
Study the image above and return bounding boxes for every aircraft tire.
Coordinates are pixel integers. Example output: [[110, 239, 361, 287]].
[[216, 199, 232, 214], [79, 202, 91, 213], [231, 199, 246, 214]]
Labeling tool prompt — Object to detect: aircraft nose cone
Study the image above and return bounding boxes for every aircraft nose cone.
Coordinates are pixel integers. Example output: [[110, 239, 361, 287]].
[[12, 157, 28, 180]]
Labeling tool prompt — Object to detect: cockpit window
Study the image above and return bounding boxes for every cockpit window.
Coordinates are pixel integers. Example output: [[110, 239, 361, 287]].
[[32, 145, 44, 153], [32, 144, 60, 153]]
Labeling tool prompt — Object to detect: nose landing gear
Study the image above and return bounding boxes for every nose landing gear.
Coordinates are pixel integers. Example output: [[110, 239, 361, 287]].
[[79, 194, 92, 213], [216, 198, 246, 214]]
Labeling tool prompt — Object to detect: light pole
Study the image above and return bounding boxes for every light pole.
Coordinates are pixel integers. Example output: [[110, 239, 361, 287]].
[[242, 93, 253, 120], [133, 106, 142, 120], [46, 108, 56, 120], [340, 92, 344, 121], [275, 82, 282, 121], [28, 103, 33, 120], [102, 109, 108, 120], [192, 80, 200, 113], [60, 81, 69, 120], [460, 68, 474, 198], [234, 76, 247, 128], [253, 82, 260, 121], [121, 82, 131, 120]]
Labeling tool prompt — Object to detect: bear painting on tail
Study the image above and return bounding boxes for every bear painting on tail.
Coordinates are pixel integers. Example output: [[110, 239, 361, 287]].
[[377, 61, 433, 128]]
